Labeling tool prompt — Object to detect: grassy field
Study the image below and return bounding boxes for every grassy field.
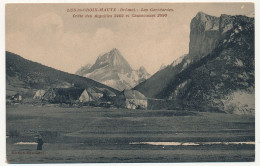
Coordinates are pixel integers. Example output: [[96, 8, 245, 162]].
[[6, 104, 255, 163]]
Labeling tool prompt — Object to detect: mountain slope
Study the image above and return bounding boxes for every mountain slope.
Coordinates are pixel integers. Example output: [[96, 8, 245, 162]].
[[6, 51, 119, 97], [75, 48, 150, 91], [134, 12, 254, 114], [134, 54, 192, 98], [75, 64, 92, 76]]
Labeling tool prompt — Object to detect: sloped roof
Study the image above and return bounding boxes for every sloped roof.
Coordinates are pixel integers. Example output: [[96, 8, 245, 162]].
[[46, 88, 85, 100], [87, 87, 103, 94], [13, 93, 21, 97], [121, 90, 147, 100], [96, 87, 116, 96]]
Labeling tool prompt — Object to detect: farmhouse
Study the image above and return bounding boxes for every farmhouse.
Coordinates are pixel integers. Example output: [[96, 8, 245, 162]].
[[114, 90, 147, 109], [42, 88, 93, 103], [79, 89, 93, 102], [33, 90, 46, 100], [86, 87, 103, 100], [11, 93, 22, 101]]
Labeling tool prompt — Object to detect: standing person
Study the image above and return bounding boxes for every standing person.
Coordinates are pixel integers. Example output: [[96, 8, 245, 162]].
[[36, 135, 44, 150]]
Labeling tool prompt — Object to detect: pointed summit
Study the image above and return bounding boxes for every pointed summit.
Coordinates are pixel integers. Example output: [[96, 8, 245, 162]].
[[196, 11, 207, 17], [138, 66, 147, 73], [91, 48, 132, 73], [137, 66, 151, 81], [137, 66, 149, 76], [110, 48, 121, 54], [194, 11, 207, 21], [193, 11, 219, 23]]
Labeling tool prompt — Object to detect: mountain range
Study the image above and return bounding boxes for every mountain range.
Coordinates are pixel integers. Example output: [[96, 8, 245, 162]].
[[6, 11, 254, 114], [75, 48, 150, 91], [134, 12, 254, 114]]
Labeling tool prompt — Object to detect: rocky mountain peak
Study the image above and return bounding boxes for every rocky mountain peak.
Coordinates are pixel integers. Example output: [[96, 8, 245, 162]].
[[138, 66, 147, 73], [110, 48, 121, 55], [189, 12, 220, 59], [195, 11, 217, 20], [75, 63, 92, 76], [137, 66, 150, 79], [75, 48, 150, 91], [189, 12, 254, 60], [134, 12, 254, 114], [98, 48, 120, 60], [91, 48, 132, 73], [194, 11, 210, 21], [192, 11, 220, 31]]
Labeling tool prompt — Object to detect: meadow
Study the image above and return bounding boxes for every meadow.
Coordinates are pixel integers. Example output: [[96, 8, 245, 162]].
[[6, 104, 255, 163]]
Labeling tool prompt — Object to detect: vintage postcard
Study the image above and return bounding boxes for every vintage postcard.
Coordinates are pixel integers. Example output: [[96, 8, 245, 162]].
[[5, 2, 255, 164]]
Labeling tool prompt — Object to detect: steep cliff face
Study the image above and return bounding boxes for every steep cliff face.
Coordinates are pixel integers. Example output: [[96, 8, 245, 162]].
[[189, 12, 253, 60], [189, 12, 220, 60], [162, 13, 254, 114]]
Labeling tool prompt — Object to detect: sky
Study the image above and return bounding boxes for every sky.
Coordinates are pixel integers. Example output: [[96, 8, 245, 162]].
[[6, 3, 254, 74]]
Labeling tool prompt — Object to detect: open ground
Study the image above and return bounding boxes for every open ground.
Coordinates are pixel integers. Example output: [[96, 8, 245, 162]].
[[6, 104, 255, 163]]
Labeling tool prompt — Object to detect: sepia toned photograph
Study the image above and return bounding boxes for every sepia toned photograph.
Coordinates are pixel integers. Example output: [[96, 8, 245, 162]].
[[5, 2, 255, 163]]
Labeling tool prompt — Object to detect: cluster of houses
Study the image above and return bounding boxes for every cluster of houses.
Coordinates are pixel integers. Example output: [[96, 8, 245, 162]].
[[33, 87, 114, 104], [10, 87, 148, 109]]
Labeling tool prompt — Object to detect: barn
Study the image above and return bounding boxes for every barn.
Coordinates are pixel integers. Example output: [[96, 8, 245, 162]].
[[42, 88, 93, 103], [114, 90, 147, 109]]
